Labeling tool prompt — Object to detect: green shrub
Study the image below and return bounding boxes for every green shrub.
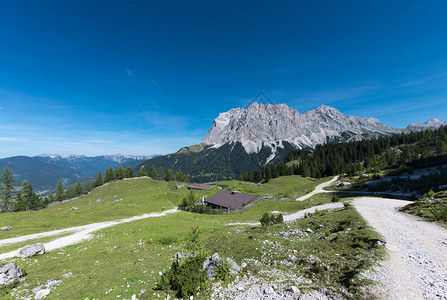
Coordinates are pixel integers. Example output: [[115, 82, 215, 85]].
[[156, 254, 208, 298], [431, 206, 447, 221], [331, 195, 340, 202], [260, 212, 284, 226], [215, 259, 231, 281], [157, 236, 178, 245]]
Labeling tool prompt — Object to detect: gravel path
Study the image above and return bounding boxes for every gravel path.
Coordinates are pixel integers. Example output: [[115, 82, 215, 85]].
[[227, 202, 344, 226], [353, 197, 447, 300], [0, 208, 178, 260], [295, 175, 339, 201]]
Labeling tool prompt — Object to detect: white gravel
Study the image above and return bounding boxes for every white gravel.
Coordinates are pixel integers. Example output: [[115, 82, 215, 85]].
[[353, 197, 447, 300], [227, 202, 344, 226], [295, 176, 339, 201], [0, 208, 178, 260]]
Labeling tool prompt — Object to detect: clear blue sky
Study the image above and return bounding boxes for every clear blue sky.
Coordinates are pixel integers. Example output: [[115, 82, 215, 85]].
[[1, 1, 447, 158]]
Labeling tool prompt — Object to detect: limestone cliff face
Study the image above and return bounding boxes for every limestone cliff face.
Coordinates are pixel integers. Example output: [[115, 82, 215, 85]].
[[202, 102, 401, 155]]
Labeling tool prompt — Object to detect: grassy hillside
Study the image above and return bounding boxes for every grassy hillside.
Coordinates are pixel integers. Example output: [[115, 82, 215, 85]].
[[0, 178, 218, 239], [0, 176, 384, 299]]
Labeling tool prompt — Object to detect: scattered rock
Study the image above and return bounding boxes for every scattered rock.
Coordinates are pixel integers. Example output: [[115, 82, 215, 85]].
[[96, 199, 102, 203], [226, 258, 241, 274], [45, 279, 62, 288], [305, 228, 314, 233], [71, 207, 79, 211], [264, 286, 275, 294], [0, 226, 11, 230], [17, 243, 45, 258], [173, 252, 191, 260], [287, 286, 300, 294], [0, 263, 24, 286], [203, 253, 223, 279], [61, 272, 72, 278], [35, 288, 51, 299]]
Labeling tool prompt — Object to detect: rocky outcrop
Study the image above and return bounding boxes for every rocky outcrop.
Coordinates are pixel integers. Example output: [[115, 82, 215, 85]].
[[202, 103, 402, 155], [203, 253, 241, 279], [17, 243, 45, 258], [0, 263, 24, 285]]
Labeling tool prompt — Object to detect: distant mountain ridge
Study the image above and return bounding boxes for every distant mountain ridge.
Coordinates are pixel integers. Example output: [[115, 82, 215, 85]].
[[0, 153, 156, 193], [407, 118, 447, 132]]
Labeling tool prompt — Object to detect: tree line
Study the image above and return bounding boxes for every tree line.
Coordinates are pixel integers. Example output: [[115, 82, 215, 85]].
[[241, 126, 447, 183]]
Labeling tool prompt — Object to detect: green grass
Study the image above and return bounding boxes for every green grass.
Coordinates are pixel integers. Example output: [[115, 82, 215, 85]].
[[0, 178, 219, 239], [215, 175, 332, 198], [0, 175, 384, 299], [400, 191, 447, 226]]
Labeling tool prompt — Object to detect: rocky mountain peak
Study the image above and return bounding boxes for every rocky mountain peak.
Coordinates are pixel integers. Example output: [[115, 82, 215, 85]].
[[407, 118, 447, 131], [202, 102, 401, 155]]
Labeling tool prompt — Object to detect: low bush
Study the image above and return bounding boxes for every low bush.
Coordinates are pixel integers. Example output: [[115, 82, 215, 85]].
[[156, 254, 208, 299], [260, 212, 284, 226]]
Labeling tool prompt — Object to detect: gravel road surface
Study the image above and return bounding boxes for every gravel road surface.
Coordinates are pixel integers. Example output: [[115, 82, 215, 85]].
[[353, 197, 447, 299]]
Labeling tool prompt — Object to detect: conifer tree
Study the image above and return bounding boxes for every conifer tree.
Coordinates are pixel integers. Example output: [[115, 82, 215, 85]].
[[164, 169, 173, 181], [125, 166, 134, 178], [74, 181, 83, 196], [95, 171, 103, 187], [148, 165, 157, 178], [116, 165, 125, 180], [138, 166, 148, 177], [0, 167, 15, 212], [84, 180, 92, 193], [56, 179, 64, 201]]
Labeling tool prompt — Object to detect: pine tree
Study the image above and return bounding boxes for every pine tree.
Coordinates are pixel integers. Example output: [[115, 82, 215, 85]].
[[156, 167, 164, 179], [14, 190, 26, 212], [0, 167, 15, 212], [56, 179, 64, 201], [95, 171, 103, 187], [148, 165, 157, 178], [138, 166, 148, 177], [125, 166, 134, 178], [23, 181, 41, 210], [164, 169, 173, 181], [116, 166, 125, 180], [108, 166, 116, 181], [84, 180, 92, 193], [74, 181, 83, 196], [104, 168, 111, 182]]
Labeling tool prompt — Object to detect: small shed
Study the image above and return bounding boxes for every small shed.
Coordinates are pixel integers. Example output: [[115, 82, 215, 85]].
[[204, 190, 257, 209], [187, 183, 214, 190]]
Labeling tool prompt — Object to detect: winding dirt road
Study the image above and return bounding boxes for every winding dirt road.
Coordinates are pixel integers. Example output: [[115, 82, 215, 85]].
[[353, 197, 447, 299]]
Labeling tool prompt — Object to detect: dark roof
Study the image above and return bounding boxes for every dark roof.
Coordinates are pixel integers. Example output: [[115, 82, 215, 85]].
[[204, 190, 257, 209], [187, 183, 214, 190]]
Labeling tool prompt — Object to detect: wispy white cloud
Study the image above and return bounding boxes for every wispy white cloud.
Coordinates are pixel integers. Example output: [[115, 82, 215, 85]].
[[81, 139, 114, 144], [0, 107, 3, 109], [125, 68, 135, 77], [0, 137, 26, 142], [150, 78, 157, 85]]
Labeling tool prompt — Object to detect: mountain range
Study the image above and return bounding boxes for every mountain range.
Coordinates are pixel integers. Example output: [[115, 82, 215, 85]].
[[139, 103, 446, 182], [0, 154, 155, 193]]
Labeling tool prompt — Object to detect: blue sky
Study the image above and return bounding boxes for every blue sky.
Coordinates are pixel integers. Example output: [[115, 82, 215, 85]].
[[1, 1, 447, 157]]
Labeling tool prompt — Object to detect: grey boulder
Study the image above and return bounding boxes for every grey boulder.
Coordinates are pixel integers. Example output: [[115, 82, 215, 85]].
[[17, 243, 45, 258], [0, 263, 24, 286]]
